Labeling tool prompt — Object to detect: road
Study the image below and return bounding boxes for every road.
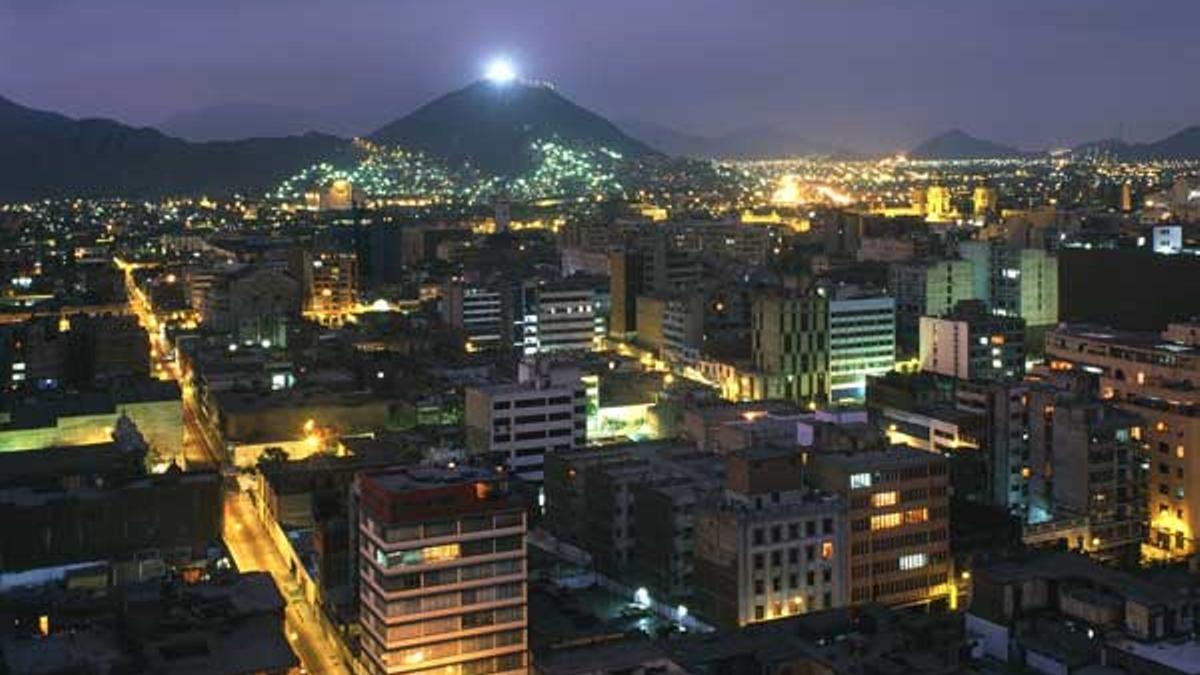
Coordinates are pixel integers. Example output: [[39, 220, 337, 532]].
[[224, 490, 350, 675], [116, 257, 349, 672], [116, 257, 216, 470]]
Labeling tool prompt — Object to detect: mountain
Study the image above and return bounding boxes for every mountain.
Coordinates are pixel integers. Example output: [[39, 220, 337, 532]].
[[158, 101, 349, 142], [617, 119, 713, 158], [0, 95, 352, 201], [618, 119, 849, 159], [909, 129, 1026, 160], [1074, 126, 1200, 160], [369, 80, 655, 175]]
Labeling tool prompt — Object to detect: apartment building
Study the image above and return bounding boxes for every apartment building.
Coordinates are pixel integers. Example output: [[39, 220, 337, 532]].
[[356, 467, 528, 675]]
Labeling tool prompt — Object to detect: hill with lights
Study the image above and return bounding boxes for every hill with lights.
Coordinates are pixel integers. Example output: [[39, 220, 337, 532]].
[[369, 77, 656, 175]]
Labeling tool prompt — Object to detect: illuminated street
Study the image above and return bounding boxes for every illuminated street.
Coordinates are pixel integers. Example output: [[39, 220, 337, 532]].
[[224, 490, 349, 675]]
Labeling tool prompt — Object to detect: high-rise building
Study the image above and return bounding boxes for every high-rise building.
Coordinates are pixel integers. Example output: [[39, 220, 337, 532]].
[[919, 300, 1025, 382], [752, 293, 829, 405], [808, 446, 952, 609], [954, 379, 1030, 512], [518, 279, 598, 355], [693, 447, 847, 628], [826, 287, 896, 403], [355, 467, 528, 675], [958, 240, 1058, 336], [464, 361, 586, 481], [889, 259, 978, 349], [1025, 383, 1146, 564], [1044, 324, 1200, 560], [303, 251, 359, 323], [444, 282, 510, 353], [608, 235, 701, 340]]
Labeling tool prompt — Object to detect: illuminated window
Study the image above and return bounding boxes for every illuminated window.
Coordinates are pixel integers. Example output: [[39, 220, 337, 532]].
[[870, 512, 902, 530], [1137, 372, 1146, 385], [821, 541, 834, 560], [1177, 446, 1186, 460], [849, 473, 872, 489], [1156, 421, 1169, 433], [871, 491, 898, 508], [421, 544, 461, 564], [904, 508, 929, 524], [899, 553, 927, 571]]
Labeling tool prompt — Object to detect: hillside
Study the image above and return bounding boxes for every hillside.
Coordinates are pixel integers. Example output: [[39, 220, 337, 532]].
[[909, 129, 1026, 160], [369, 80, 655, 175], [0, 95, 352, 201]]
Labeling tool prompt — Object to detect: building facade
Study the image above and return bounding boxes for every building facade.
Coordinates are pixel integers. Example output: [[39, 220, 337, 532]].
[[464, 362, 586, 482], [693, 448, 847, 628], [827, 290, 896, 403], [919, 301, 1025, 382], [356, 468, 528, 675], [752, 294, 829, 405], [808, 447, 952, 608]]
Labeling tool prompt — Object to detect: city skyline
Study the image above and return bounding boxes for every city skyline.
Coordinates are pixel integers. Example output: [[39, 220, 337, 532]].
[[3, 0, 1200, 153]]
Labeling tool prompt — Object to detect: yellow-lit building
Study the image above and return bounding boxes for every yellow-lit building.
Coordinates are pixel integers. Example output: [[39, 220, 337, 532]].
[[1044, 324, 1200, 559]]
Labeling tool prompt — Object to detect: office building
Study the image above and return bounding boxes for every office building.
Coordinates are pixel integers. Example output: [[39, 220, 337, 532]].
[[518, 279, 599, 355], [825, 287, 895, 403], [693, 447, 847, 628], [919, 300, 1025, 382], [356, 467, 528, 675], [808, 446, 951, 608], [609, 236, 702, 340], [889, 259, 977, 349], [752, 293, 829, 405], [444, 282, 510, 353], [464, 361, 586, 481], [958, 240, 1058, 337]]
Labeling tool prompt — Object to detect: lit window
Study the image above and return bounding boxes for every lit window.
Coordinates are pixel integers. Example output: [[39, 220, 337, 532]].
[[899, 553, 928, 570], [870, 512, 902, 530], [871, 491, 898, 508], [904, 508, 928, 524], [1178, 446, 1186, 460], [11, 362, 25, 372], [821, 541, 834, 560], [849, 473, 872, 489]]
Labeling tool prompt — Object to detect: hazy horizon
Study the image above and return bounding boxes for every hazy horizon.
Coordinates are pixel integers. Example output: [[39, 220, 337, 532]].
[[4, 0, 1199, 153]]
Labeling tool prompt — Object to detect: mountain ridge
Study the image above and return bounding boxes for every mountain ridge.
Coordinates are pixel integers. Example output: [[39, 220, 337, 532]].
[[368, 80, 656, 175], [908, 129, 1027, 159], [0, 94, 353, 201]]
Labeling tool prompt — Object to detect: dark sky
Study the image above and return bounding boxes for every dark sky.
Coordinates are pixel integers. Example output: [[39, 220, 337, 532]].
[[3, 0, 1198, 152]]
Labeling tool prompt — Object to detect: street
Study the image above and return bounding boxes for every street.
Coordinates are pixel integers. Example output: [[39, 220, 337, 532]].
[[224, 490, 350, 675]]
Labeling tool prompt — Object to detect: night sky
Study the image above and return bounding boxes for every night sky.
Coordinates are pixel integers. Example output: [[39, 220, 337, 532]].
[[3, 0, 1198, 153]]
